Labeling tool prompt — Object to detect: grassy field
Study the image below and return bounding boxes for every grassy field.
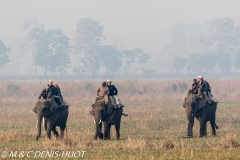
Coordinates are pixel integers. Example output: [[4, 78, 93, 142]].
[[0, 80, 240, 159]]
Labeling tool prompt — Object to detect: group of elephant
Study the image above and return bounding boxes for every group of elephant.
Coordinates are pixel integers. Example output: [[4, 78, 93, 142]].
[[34, 98, 123, 141], [33, 92, 218, 141]]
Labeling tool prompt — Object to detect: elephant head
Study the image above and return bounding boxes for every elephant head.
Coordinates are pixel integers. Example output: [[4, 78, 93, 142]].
[[33, 99, 52, 140], [184, 94, 199, 117], [92, 102, 108, 139], [33, 99, 51, 117], [92, 102, 107, 124]]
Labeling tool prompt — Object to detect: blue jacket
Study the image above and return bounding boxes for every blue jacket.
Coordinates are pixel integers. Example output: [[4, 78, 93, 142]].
[[201, 80, 211, 93], [108, 85, 118, 96]]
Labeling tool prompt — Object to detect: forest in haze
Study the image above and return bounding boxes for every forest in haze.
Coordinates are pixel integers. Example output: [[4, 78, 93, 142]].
[[1, 17, 240, 79]]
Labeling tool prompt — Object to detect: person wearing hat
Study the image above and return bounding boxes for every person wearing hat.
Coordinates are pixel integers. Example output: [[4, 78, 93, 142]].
[[106, 79, 125, 108], [106, 79, 118, 106], [197, 76, 210, 95], [197, 76, 216, 104], [93, 81, 109, 104], [38, 86, 49, 99]]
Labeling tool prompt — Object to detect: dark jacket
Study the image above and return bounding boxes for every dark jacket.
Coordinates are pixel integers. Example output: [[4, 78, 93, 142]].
[[38, 89, 49, 99], [55, 87, 63, 99], [47, 84, 57, 98], [201, 80, 211, 93], [191, 82, 199, 94], [108, 85, 118, 96]]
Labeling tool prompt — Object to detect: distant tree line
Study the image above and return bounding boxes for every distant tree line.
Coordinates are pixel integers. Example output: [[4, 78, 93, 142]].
[[164, 18, 240, 74], [16, 18, 149, 76], [1, 17, 240, 76]]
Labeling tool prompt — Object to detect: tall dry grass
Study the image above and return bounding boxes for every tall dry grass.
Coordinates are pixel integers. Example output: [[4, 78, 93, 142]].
[[0, 79, 239, 104]]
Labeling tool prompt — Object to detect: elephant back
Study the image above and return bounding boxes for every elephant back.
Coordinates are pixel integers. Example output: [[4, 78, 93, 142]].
[[198, 97, 207, 110]]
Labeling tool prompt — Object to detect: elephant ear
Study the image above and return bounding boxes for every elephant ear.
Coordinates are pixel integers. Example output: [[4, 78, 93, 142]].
[[33, 99, 45, 114], [32, 105, 38, 114]]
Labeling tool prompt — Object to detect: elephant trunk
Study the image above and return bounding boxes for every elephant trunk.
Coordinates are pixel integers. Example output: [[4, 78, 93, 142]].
[[94, 112, 102, 124], [94, 113, 102, 139], [186, 104, 192, 118], [36, 113, 44, 141]]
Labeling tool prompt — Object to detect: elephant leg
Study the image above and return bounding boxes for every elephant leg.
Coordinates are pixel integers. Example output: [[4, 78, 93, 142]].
[[210, 120, 216, 136], [186, 116, 194, 138], [203, 121, 207, 136], [60, 125, 66, 139], [107, 125, 111, 140], [199, 118, 206, 138], [103, 123, 108, 140], [44, 119, 47, 133], [46, 122, 52, 139], [99, 123, 103, 139], [52, 127, 59, 138], [115, 124, 120, 140]]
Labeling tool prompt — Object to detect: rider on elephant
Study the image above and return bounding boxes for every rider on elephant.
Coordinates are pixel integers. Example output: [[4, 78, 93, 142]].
[[93, 81, 109, 105], [197, 76, 217, 104], [106, 79, 124, 108], [47, 80, 57, 99], [38, 86, 49, 99], [191, 79, 199, 94], [53, 82, 65, 107], [46, 80, 64, 113]]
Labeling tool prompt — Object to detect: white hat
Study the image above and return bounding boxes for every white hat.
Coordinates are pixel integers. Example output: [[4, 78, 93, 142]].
[[106, 79, 112, 83], [197, 76, 202, 79]]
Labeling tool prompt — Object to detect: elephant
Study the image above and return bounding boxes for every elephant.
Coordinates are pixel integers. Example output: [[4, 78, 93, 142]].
[[91, 102, 123, 140], [33, 99, 68, 140], [183, 93, 218, 138]]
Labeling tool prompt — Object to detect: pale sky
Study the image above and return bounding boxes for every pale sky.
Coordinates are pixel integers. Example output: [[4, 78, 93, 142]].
[[1, 0, 240, 53]]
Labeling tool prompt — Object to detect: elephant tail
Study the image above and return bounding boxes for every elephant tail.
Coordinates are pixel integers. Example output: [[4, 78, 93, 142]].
[[122, 113, 128, 116], [215, 124, 219, 129]]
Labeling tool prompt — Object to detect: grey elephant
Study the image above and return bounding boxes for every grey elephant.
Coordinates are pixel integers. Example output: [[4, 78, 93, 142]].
[[183, 93, 218, 138], [91, 102, 123, 140], [33, 99, 68, 140]]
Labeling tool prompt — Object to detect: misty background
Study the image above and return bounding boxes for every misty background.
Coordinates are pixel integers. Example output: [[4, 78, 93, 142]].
[[1, 0, 240, 80]]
